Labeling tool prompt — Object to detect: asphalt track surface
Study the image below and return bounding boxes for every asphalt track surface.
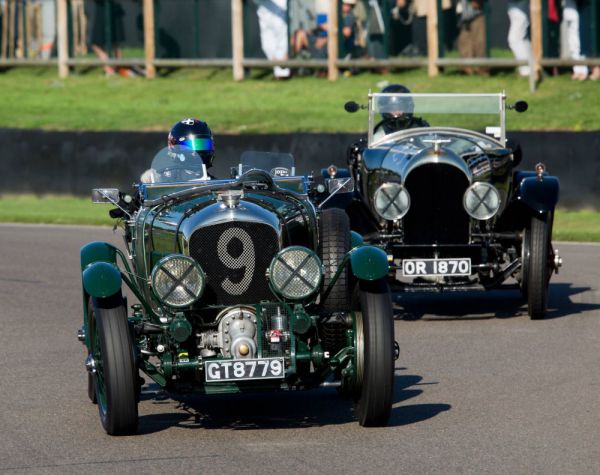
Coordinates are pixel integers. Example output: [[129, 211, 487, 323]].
[[1, 223, 599, 474]]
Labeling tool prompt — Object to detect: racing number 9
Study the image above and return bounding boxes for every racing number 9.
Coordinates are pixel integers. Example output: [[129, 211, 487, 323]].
[[217, 227, 255, 295]]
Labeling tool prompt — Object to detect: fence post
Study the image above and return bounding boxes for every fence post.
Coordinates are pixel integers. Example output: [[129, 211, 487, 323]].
[[232, 0, 244, 81], [328, 0, 339, 80], [143, 0, 156, 79], [57, 0, 69, 77], [530, 0, 542, 88], [426, 0, 439, 77]]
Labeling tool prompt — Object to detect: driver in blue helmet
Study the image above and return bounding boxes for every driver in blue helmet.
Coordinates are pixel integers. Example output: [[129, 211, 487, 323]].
[[373, 84, 429, 141], [142, 118, 215, 183]]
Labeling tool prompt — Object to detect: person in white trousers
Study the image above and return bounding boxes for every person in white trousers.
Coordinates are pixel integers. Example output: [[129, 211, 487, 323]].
[[256, 0, 291, 79], [507, 0, 531, 76], [563, 0, 588, 80]]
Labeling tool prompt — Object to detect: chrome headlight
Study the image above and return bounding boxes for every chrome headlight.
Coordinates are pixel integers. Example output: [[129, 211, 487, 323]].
[[463, 182, 501, 220], [373, 182, 410, 221], [269, 246, 322, 300], [151, 255, 205, 308]]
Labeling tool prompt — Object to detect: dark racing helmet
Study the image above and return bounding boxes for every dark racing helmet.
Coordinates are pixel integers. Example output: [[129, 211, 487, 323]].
[[167, 118, 215, 168], [378, 84, 415, 131]]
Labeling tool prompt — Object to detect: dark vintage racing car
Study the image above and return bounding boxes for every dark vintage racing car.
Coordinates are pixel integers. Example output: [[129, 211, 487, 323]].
[[78, 148, 396, 435], [340, 92, 561, 319]]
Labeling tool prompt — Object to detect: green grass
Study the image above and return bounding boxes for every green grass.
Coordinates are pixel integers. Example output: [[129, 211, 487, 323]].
[[0, 195, 598, 241], [0, 67, 599, 132]]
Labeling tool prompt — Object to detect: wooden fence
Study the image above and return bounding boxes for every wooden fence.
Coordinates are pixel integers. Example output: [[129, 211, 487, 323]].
[[1, 0, 599, 91]]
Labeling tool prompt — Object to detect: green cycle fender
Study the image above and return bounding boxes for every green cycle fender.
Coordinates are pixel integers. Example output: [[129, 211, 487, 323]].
[[350, 245, 389, 281], [82, 261, 122, 299]]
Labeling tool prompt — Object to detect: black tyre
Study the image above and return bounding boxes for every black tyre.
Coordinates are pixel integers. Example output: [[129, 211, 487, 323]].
[[86, 300, 97, 404], [318, 208, 351, 312], [354, 279, 395, 427], [526, 213, 551, 319], [91, 296, 138, 435]]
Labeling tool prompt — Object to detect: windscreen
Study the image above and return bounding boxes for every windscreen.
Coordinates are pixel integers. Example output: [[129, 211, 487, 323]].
[[370, 93, 504, 143], [143, 146, 210, 184], [239, 151, 296, 177]]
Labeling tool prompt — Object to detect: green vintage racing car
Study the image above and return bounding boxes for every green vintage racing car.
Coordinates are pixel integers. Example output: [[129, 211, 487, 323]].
[[78, 148, 397, 435]]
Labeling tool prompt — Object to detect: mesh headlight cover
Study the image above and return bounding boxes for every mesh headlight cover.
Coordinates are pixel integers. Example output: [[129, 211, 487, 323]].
[[269, 247, 322, 300], [151, 255, 205, 308], [373, 182, 411, 221], [463, 182, 501, 220]]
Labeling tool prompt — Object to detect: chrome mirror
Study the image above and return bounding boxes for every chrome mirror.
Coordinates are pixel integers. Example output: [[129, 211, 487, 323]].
[[92, 188, 120, 204]]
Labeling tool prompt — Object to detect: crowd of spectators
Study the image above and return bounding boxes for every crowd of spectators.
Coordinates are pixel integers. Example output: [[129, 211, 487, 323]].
[[0, 0, 598, 80]]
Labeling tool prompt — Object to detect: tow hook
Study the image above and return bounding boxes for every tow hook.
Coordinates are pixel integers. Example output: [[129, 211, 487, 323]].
[[554, 249, 563, 274], [394, 341, 400, 360]]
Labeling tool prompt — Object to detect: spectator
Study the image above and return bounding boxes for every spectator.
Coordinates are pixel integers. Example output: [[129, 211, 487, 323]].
[[507, 0, 531, 77], [456, 0, 488, 75], [255, 0, 290, 79], [563, 0, 587, 80], [341, 0, 360, 58], [293, 0, 361, 62], [90, 0, 126, 76]]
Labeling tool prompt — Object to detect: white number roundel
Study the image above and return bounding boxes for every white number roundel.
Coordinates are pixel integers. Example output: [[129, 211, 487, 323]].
[[217, 228, 255, 295]]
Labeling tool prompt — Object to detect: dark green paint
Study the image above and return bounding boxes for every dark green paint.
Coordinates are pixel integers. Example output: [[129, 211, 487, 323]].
[[350, 246, 389, 281], [82, 262, 122, 298]]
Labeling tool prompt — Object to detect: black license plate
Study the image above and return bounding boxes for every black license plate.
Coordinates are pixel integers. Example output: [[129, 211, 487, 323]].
[[402, 258, 471, 277], [205, 358, 285, 382]]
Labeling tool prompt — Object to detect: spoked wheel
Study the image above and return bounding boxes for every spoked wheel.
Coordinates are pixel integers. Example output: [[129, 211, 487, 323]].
[[522, 213, 552, 319], [91, 295, 138, 435], [353, 279, 395, 427], [318, 208, 351, 312]]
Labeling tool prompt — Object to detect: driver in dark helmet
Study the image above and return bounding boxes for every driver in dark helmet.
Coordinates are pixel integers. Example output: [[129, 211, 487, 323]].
[[142, 118, 215, 183], [373, 84, 429, 141]]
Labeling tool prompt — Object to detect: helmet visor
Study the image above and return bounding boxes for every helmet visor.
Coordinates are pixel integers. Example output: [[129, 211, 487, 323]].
[[179, 137, 213, 152]]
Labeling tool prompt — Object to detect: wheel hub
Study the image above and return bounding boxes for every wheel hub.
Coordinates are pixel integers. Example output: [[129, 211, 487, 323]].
[[85, 354, 96, 374]]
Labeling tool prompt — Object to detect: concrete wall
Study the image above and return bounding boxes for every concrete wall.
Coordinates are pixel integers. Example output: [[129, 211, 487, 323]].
[[0, 129, 598, 208]]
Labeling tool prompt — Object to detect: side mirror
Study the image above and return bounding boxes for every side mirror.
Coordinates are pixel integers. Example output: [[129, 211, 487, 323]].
[[509, 100, 528, 113], [344, 101, 360, 113], [92, 188, 120, 204]]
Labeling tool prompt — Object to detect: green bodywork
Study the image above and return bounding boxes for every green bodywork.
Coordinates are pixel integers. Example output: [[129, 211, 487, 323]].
[[81, 177, 389, 395]]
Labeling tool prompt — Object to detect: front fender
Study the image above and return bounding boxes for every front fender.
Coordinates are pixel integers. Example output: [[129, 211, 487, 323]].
[[515, 173, 560, 213], [350, 246, 389, 281], [82, 262, 122, 298]]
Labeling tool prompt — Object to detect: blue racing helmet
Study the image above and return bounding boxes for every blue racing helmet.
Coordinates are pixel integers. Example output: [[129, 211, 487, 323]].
[[168, 118, 215, 168]]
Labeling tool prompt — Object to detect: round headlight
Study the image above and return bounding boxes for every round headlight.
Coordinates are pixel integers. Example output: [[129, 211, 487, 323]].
[[373, 182, 410, 221], [463, 182, 501, 220], [269, 247, 322, 300], [151, 255, 205, 308]]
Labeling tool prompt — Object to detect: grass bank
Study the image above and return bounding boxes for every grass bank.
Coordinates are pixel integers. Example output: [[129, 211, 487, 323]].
[[0, 195, 597, 242], [1, 68, 599, 132]]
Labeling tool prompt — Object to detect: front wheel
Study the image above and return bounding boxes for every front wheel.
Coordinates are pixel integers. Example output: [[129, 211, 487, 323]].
[[524, 213, 552, 319], [353, 279, 395, 427], [91, 296, 138, 435]]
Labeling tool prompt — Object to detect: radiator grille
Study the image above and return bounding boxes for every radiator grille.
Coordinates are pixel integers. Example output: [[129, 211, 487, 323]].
[[189, 222, 279, 305], [403, 164, 470, 245]]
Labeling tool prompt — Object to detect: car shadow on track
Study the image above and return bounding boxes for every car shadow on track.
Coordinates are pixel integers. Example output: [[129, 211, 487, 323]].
[[136, 372, 450, 434], [393, 283, 596, 320]]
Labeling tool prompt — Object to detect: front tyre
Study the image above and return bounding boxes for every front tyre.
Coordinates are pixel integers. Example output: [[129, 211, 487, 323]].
[[92, 295, 138, 435], [354, 279, 395, 427], [318, 208, 351, 312], [526, 213, 552, 319]]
